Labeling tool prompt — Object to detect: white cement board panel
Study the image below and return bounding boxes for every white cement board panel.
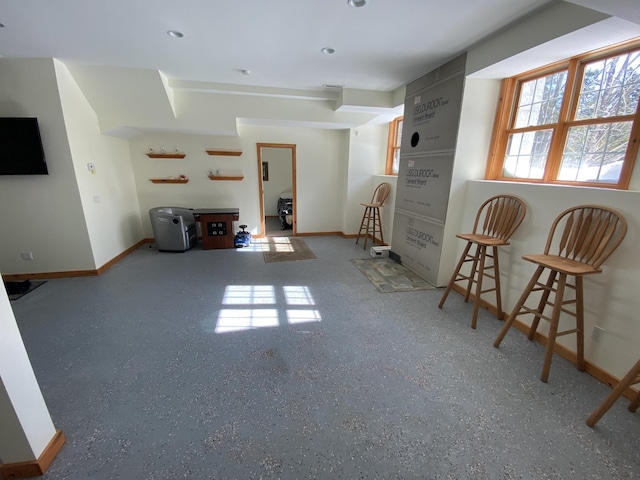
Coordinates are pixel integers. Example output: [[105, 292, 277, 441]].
[[395, 153, 454, 222], [401, 71, 465, 155], [390, 211, 444, 285]]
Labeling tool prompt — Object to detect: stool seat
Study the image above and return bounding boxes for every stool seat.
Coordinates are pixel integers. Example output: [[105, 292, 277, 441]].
[[523, 254, 601, 276], [456, 233, 511, 247], [439, 195, 526, 329]]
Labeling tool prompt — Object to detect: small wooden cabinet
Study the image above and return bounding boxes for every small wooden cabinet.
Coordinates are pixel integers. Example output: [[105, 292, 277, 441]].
[[193, 208, 240, 249]]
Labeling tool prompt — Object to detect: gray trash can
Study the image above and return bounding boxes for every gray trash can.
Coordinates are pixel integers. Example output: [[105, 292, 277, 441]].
[[149, 207, 197, 252]]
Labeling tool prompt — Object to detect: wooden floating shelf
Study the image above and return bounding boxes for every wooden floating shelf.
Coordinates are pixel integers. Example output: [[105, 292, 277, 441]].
[[146, 153, 186, 159], [208, 175, 244, 181], [205, 149, 243, 157], [150, 178, 189, 184]]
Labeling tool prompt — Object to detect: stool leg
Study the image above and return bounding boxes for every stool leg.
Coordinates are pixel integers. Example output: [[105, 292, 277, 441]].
[[575, 276, 585, 372], [464, 244, 481, 303], [528, 270, 557, 341], [471, 245, 487, 329], [355, 207, 368, 246], [363, 207, 372, 250], [375, 207, 384, 245], [439, 242, 472, 310], [541, 273, 567, 382], [628, 389, 640, 412], [492, 246, 503, 320], [371, 207, 379, 245], [587, 358, 640, 427], [494, 265, 545, 348]]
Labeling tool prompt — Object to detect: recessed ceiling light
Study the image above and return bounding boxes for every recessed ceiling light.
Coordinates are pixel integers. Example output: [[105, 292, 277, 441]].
[[241, 69, 251, 75], [167, 30, 184, 38], [347, 0, 367, 7], [321, 47, 335, 55], [0, 23, 5, 28]]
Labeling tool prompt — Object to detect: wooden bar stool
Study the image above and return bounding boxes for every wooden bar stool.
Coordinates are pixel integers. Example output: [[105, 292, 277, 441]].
[[493, 205, 627, 382], [355, 182, 391, 250], [438, 195, 526, 328], [586, 358, 640, 427]]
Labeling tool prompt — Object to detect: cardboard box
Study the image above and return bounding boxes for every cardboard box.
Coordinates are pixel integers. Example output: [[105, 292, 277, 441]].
[[370, 245, 391, 258]]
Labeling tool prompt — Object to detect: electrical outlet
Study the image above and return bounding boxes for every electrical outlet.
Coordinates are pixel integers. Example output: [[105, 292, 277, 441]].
[[592, 325, 605, 342], [21, 251, 33, 261]]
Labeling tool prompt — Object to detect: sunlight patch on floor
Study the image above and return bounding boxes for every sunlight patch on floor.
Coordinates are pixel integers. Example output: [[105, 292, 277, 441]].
[[215, 309, 279, 333], [287, 309, 322, 324], [214, 285, 322, 333], [283, 286, 315, 305], [234, 241, 263, 253], [223, 285, 276, 305], [255, 237, 296, 253]]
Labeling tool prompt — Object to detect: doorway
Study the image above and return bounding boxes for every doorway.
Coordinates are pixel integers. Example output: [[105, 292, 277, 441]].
[[256, 143, 296, 237]]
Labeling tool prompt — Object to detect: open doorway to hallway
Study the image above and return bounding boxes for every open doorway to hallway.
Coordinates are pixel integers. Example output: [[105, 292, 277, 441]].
[[257, 143, 296, 237]]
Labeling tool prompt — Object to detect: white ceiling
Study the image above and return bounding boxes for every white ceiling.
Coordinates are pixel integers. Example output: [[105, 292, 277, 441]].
[[0, 0, 566, 93], [2, 0, 639, 138]]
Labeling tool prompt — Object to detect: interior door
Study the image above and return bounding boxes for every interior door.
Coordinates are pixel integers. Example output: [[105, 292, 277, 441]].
[[256, 143, 296, 237]]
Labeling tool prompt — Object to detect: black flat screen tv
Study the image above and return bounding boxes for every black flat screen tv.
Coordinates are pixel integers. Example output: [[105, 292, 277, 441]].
[[0, 117, 49, 175]]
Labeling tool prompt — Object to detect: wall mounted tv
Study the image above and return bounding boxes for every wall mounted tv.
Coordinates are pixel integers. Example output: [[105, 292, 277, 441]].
[[0, 117, 49, 175]]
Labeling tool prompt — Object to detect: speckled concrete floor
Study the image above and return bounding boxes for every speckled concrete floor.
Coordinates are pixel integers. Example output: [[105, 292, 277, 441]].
[[10, 236, 640, 479]]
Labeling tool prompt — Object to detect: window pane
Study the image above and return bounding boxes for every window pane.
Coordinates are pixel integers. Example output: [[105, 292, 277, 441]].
[[559, 122, 631, 182], [576, 51, 640, 120], [514, 72, 567, 128], [502, 130, 552, 179], [395, 120, 403, 147]]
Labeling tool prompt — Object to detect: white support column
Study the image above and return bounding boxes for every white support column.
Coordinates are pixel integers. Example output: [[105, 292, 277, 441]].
[[0, 281, 64, 478]]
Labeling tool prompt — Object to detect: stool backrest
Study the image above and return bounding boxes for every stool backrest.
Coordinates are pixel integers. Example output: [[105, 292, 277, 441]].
[[371, 182, 392, 206], [544, 205, 627, 269], [472, 195, 526, 241]]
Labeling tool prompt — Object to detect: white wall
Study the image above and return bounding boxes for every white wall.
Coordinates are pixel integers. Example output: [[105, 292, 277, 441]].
[[438, 77, 502, 285], [130, 133, 248, 235], [241, 126, 349, 235], [0, 281, 56, 464], [261, 147, 293, 216], [457, 181, 640, 380], [343, 125, 389, 237], [55, 61, 143, 268], [466, 2, 610, 77], [0, 59, 95, 274], [131, 126, 349, 238]]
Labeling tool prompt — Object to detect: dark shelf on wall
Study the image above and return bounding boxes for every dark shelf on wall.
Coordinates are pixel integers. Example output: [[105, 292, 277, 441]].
[[146, 152, 186, 159], [205, 150, 242, 157], [208, 175, 244, 181], [150, 178, 189, 184]]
